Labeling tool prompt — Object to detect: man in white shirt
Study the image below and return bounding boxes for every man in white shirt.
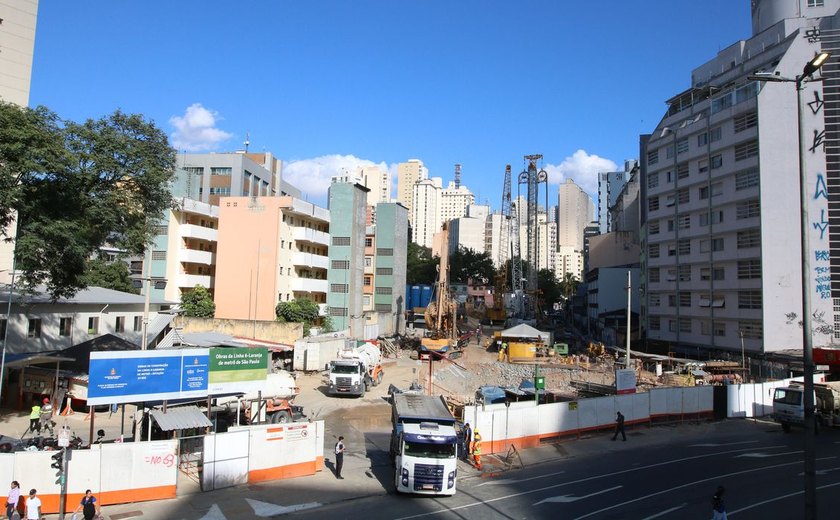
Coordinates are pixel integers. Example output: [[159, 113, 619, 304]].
[[25, 489, 40, 520]]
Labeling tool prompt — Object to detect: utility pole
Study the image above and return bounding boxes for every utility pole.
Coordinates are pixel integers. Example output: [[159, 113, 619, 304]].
[[626, 271, 632, 369]]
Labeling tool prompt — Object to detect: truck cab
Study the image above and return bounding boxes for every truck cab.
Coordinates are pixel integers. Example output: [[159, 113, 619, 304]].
[[393, 422, 458, 495], [773, 385, 807, 432], [328, 359, 370, 396]]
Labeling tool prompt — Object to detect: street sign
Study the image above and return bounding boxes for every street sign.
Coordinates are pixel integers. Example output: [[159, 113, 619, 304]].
[[208, 347, 268, 394], [615, 368, 637, 394], [57, 427, 70, 448], [535, 376, 545, 390]]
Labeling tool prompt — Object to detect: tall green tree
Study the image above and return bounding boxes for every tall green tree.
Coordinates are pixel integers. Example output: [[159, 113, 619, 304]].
[[406, 242, 437, 285], [180, 285, 216, 318], [449, 247, 495, 285], [81, 258, 139, 294], [276, 297, 324, 336], [537, 268, 561, 311], [0, 102, 176, 300]]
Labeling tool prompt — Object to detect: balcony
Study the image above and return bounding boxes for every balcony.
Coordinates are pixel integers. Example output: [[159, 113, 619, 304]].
[[177, 274, 213, 289], [292, 227, 329, 246], [180, 224, 218, 242], [288, 198, 330, 223], [291, 278, 328, 294], [178, 198, 219, 218], [179, 249, 215, 266], [291, 252, 329, 270]]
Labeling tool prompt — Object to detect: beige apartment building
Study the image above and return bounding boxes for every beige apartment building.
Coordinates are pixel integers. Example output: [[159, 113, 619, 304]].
[[214, 197, 330, 322]]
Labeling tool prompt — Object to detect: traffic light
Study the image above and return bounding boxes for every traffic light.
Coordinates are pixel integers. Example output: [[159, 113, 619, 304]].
[[51, 449, 64, 471]]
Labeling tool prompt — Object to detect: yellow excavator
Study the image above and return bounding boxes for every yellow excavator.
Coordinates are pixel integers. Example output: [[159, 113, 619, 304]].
[[421, 222, 458, 353]]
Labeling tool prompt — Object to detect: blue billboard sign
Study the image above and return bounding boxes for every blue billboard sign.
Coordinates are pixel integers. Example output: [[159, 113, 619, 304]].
[[87, 349, 209, 405]]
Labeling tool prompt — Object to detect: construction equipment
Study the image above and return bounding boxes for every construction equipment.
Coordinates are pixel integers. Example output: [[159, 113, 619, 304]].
[[773, 380, 840, 432], [588, 341, 606, 360], [327, 342, 384, 397], [422, 222, 458, 353], [486, 268, 507, 324]]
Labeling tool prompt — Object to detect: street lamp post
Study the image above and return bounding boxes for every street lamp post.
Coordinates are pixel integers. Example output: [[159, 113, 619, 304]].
[[0, 266, 16, 407], [749, 51, 830, 520]]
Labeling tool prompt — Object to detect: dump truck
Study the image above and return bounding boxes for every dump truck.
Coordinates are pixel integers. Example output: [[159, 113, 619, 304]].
[[390, 393, 459, 495], [773, 380, 840, 432], [327, 342, 384, 397]]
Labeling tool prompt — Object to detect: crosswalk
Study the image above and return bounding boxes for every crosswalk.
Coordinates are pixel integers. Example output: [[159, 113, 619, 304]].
[[197, 499, 321, 519]]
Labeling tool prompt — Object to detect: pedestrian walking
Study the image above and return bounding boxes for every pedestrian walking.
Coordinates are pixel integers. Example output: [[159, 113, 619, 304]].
[[461, 422, 472, 460], [711, 485, 727, 520], [27, 404, 40, 435], [24, 490, 40, 520], [334, 436, 345, 479], [472, 430, 482, 470], [72, 489, 100, 520], [6, 481, 21, 520], [611, 411, 626, 441]]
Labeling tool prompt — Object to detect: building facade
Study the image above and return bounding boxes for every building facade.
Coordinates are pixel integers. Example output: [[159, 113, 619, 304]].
[[396, 159, 428, 223], [557, 179, 596, 251], [412, 177, 442, 248], [597, 160, 637, 233], [327, 182, 369, 335]]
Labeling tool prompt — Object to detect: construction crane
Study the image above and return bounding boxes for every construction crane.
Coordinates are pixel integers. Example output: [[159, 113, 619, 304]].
[[487, 165, 513, 324], [517, 154, 549, 318]]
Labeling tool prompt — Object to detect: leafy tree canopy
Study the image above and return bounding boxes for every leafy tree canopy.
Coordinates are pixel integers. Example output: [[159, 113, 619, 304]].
[[406, 242, 437, 285], [180, 285, 216, 318], [537, 268, 561, 311], [81, 258, 139, 294], [449, 246, 495, 285], [0, 102, 176, 300], [276, 297, 325, 336]]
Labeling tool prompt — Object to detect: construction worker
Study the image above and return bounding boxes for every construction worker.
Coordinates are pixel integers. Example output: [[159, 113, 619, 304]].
[[472, 429, 482, 470], [39, 398, 54, 435], [28, 403, 41, 434]]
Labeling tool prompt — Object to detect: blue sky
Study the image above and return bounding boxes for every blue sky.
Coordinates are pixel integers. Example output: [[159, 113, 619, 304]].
[[30, 1, 752, 209]]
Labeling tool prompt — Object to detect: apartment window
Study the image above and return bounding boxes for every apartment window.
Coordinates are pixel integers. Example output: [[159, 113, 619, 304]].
[[375, 304, 393, 312], [734, 111, 758, 132], [736, 199, 760, 219], [676, 138, 689, 154], [364, 276, 372, 285], [88, 317, 99, 334], [701, 237, 724, 252], [331, 260, 350, 269], [739, 320, 763, 339], [210, 167, 232, 176], [329, 307, 348, 317], [154, 225, 168, 235], [375, 287, 393, 295], [666, 267, 677, 282], [133, 316, 142, 332], [713, 267, 725, 281], [734, 140, 759, 161], [648, 244, 660, 259], [669, 319, 677, 332], [678, 188, 689, 204], [363, 295, 371, 307], [668, 294, 677, 307], [698, 160, 709, 174], [376, 267, 393, 275], [27, 318, 41, 339], [115, 316, 125, 333], [679, 318, 692, 332], [648, 173, 659, 189], [710, 154, 723, 169], [649, 294, 661, 306], [667, 219, 675, 232], [738, 290, 763, 309], [678, 215, 690, 230], [713, 322, 726, 337], [649, 268, 660, 282], [364, 257, 372, 267], [701, 320, 712, 336], [736, 168, 759, 190], [647, 149, 659, 165], [648, 197, 660, 212], [710, 127, 722, 142], [365, 238, 373, 247], [737, 229, 761, 249], [678, 264, 691, 281], [666, 170, 674, 183], [649, 221, 660, 235], [712, 237, 724, 251], [59, 317, 72, 337], [678, 239, 691, 255], [808, 0, 824, 7], [330, 284, 349, 293], [209, 187, 231, 196], [677, 163, 689, 179], [700, 210, 723, 227], [697, 133, 709, 147], [649, 316, 661, 330], [737, 259, 761, 279], [332, 237, 351, 246], [679, 292, 691, 307], [665, 144, 675, 159], [184, 166, 203, 175], [151, 251, 166, 261], [699, 293, 725, 308], [377, 248, 394, 256]]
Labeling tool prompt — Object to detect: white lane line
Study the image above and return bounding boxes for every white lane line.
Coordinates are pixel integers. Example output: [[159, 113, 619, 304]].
[[533, 485, 621, 505], [474, 470, 565, 487], [392, 445, 791, 520], [798, 466, 840, 476], [573, 456, 837, 520], [640, 503, 687, 519], [728, 481, 840, 516], [735, 450, 801, 458], [689, 441, 758, 447]]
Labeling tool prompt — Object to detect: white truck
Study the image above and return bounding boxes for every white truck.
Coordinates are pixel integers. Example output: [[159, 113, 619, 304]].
[[773, 381, 840, 432], [327, 342, 384, 397], [390, 394, 459, 495], [215, 371, 304, 425]]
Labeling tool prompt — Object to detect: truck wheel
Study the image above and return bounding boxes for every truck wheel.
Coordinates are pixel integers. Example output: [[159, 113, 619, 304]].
[[782, 422, 791, 433], [376, 371, 384, 386], [271, 411, 291, 424]]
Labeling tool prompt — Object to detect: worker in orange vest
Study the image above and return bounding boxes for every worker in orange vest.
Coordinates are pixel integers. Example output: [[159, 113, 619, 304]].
[[472, 429, 482, 470]]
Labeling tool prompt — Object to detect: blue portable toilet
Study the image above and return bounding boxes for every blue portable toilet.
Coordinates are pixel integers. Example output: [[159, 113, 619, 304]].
[[410, 285, 421, 309], [420, 285, 433, 308]]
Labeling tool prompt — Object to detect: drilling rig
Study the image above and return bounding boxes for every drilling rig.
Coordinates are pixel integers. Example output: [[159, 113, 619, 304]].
[[421, 222, 458, 353]]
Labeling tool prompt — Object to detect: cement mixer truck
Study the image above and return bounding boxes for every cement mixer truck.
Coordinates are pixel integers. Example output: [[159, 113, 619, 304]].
[[327, 342, 384, 397], [773, 380, 840, 432]]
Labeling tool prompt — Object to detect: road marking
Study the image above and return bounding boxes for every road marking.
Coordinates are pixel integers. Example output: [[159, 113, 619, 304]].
[[728, 481, 840, 516], [797, 466, 840, 476], [689, 441, 758, 447], [392, 445, 789, 519], [735, 450, 801, 458], [573, 456, 836, 520], [474, 470, 565, 487], [245, 498, 321, 516], [198, 504, 227, 520], [533, 485, 621, 505], [640, 503, 687, 519]]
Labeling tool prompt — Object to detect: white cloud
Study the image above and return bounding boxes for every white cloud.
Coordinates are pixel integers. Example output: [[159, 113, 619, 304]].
[[283, 154, 393, 203], [544, 149, 618, 199], [169, 103, 233, 151]]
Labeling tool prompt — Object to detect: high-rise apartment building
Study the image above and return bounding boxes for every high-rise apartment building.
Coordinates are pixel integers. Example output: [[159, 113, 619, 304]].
[[327, 182, 369, 335], [598, 160, 637, 233], [641, 0, 840, 356], [440, 181, 475, 223], [397, 159, 428, 223], [557, 179, 596, 251], [179, 152, 299, 206], [372, 203, 408, 335], [412, 177, 443, 248]]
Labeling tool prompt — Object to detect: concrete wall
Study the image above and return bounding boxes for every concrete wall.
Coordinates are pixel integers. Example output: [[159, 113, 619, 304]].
[[173, 316, 302, 343]]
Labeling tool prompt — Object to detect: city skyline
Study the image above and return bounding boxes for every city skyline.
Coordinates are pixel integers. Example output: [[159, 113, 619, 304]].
[[27, 1, 751, 209]]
